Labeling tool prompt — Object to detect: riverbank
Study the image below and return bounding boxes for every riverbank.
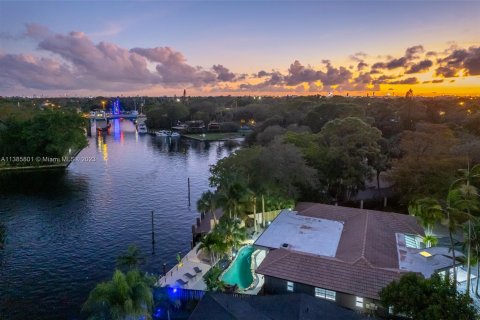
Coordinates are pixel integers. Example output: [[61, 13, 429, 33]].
[[0, 149, 82, 172], [182, 132, 246, 141]]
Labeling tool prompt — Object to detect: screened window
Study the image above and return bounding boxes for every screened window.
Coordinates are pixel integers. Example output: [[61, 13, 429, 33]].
[[287, 281, 294, 292], [404, 234, 421, 249], [315, 287, 336, 301], [356, 296, 364, 308]]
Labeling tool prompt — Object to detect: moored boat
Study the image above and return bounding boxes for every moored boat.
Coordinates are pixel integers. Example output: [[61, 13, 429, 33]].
[[137, 123, 148, 134]]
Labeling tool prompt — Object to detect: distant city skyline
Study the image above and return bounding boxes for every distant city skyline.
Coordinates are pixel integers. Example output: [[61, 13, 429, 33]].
[[0, 1, 479, 96]]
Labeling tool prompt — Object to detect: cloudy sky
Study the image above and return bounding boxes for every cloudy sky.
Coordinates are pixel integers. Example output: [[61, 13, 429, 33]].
[[0, 1, 479, 96]]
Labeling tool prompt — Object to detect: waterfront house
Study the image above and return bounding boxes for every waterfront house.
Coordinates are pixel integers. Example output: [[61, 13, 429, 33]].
[[254, 203, 461, 315]]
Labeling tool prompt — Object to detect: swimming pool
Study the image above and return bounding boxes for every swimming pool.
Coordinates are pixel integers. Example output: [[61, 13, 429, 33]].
[[221, 246, 255, 289]]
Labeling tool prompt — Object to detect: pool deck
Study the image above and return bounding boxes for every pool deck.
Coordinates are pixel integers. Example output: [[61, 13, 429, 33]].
[[157, 226, 267, 293], [157, 243, 212, 290]]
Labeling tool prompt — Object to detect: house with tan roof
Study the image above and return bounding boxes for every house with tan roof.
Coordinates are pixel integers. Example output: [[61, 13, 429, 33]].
[[253, 203, 461, 315]]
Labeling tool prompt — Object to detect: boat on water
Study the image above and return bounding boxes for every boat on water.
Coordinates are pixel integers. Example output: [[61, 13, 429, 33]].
[[155, 130, 171, 137], [137, 113, 147, 124], [137, 123, 148, 134], [96, 122, 111, 133], [155, 130, 181, 137]]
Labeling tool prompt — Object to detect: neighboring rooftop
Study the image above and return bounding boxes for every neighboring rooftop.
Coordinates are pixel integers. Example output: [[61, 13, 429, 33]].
[[189, 292, 370, 320], [396, 233, 464, 277], [254, 209, 343, 257]]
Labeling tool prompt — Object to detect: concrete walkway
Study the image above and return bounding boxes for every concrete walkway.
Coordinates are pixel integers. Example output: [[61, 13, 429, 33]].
[[157, 243, 212, 290]]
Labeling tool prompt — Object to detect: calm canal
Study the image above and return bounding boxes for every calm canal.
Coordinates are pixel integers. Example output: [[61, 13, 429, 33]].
[[0, 119, 234, 319]]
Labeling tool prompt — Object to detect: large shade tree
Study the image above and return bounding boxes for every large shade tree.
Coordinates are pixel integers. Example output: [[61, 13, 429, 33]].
[[380, 273, 476, 320]]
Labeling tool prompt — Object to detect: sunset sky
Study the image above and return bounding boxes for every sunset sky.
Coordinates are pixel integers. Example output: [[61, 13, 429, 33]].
[[0, 1, 479, 96]]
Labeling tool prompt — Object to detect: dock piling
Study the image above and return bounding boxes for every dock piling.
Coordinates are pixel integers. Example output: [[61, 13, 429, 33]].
[[188, 177, 191, 206], [151, 210, 155, 245]]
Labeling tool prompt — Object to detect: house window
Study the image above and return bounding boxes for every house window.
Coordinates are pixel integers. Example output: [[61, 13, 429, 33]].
[[405, 234, 421, 249], [287, 281, 294, 292], [356, 296, 364, 308], [315, 287, 325, 298], [315, 287, 336, 301], [325, 290, 336, 301]]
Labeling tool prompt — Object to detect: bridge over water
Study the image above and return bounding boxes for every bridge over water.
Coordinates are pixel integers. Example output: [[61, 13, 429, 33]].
[[86, 113, 139, 121]]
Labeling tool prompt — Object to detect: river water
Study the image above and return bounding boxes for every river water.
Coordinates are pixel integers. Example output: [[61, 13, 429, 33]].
[[0, 119, 234, 319]]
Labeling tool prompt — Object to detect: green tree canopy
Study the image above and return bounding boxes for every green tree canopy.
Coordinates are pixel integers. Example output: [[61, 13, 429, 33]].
[[0, 109, 87, 166], [380, 273, 476, 320]]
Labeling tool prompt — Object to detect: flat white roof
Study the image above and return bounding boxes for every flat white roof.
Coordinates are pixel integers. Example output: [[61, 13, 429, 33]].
[[254, 210, 343, 257]]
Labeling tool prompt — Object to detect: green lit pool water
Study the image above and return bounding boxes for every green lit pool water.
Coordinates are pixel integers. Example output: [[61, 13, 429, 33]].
[[221, 246, 255, 289]]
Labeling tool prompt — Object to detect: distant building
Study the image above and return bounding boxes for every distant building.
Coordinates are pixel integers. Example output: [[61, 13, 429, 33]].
[[189, 292, 369, 320], [254, 203, 461, 315]]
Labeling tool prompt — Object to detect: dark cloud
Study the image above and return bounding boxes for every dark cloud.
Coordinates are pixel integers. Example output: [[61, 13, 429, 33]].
[[25, 23, 52, 39], [435, 46, 480, 77], [130, 47, 218, 85], [405, 45, 424, 59], [371, 75, 400, 84], [0, 25, 241, 92], [212, 64, 236, 82], [0, 53, 77, 90], [357, 61, 368, 71], [405, 59, 433, 74], [284, 60, 352, 86], [464, 47, 480, 75], [257, 70, 269, 77], [350, 52, 367, 63], [37, 32, 158, 84], [435, 66, 458, 78], [388, 77, 419, 85], [423, 79, 444, 84], [371, 45, 424, 71]]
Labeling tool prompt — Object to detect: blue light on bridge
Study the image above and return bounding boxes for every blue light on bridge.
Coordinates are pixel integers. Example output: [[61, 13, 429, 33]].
[[112, 98, 121, 115]]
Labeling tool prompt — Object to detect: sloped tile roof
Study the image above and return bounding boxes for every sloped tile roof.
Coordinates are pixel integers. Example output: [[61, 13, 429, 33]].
[[256, 248, 405, 300], [256, 203, 425, 300], [297, 203, 424, 269]]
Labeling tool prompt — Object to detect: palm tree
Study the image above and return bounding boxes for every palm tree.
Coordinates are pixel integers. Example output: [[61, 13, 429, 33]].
[[451, 164, 480, 294], [82, 269, 154, 320], [203, 266, 226, 292], [445, 188, 472, 289], [217, 219, 247, 256], [409, 189, 469, 290], [197, 190, 218, 226], [196, 233, 217, 266], [252, 195, 258, 233], [216, 176, 250, 221], [470, 223, 480, 297], [408, 198, 443, 247], [463, 222, 480, 295], [116, 245, 143, 270]]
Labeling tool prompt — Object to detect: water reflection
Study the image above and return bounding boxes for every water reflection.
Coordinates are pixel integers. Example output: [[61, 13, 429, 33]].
[[0, 122, 237, 320], [0, 170, 89, 198]]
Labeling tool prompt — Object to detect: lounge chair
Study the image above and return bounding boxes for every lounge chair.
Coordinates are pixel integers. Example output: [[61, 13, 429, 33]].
[[184, 272, 196, 279], [176, 279, 189, 287], [193, 266, 202, 274]]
